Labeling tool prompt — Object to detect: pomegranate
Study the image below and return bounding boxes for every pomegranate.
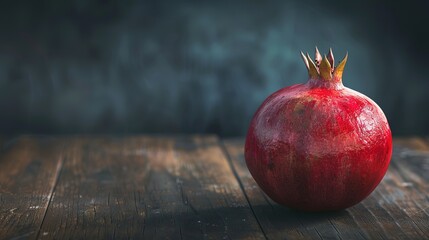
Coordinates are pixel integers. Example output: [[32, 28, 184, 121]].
[[245, 48, 392, 211]]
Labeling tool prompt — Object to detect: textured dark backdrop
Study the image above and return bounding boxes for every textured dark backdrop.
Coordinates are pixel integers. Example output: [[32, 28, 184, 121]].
[[0, 0, 428, 136]]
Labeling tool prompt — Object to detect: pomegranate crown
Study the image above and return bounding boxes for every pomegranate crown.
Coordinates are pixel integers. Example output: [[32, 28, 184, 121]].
[[300, 47, 348, 81]]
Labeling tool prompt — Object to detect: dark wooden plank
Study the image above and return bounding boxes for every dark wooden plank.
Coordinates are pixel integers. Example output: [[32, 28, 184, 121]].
[[0, 136, 64, 240], [393, 138, 429, 185], [38, 136, 265, 239], [376, 138, 429, 238], [222, 138, 429, 240]]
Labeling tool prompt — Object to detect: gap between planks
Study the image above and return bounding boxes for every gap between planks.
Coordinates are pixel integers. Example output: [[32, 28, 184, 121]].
[[0, 136, 67, 240], [35, 144, 66, 240], [219, 139, 269, 240]]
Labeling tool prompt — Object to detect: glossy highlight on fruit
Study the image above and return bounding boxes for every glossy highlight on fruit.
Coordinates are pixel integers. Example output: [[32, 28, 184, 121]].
[[244, 47, 392, 211]]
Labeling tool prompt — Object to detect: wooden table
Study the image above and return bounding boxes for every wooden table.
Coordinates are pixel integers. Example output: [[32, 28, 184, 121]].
[[0, 136, 428, 239]]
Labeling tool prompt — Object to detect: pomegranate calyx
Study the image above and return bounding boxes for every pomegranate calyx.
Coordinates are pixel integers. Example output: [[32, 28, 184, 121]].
[[333, 52, 348, 81], [319, 55, 332, 80], [301, 48, 348, 83], [305, 52, 319, 79]]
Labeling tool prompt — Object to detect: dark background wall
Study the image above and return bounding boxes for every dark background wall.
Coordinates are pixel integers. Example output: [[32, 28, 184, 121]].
[[0, 0, 428, 136]]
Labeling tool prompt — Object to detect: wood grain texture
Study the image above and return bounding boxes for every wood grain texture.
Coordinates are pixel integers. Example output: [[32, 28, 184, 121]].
[[1, 136, 428, 240], [0, 136, 63, 240], [37, 136, 265, 239], [222, 138, 429, 240]]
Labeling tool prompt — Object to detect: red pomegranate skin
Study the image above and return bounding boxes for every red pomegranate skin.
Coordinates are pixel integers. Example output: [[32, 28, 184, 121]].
[[245, 54, 392, 211]]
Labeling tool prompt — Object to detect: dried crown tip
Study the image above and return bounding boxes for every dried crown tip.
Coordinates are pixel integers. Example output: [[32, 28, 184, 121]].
[[333, 52, 348, 80], [301, 48, 348, 81], [327, 48, 335, 69], [319, 55, 332, 80], [300, 51, 309, 70], [314, 46, 322, 65], [306, 52, 319, 79]]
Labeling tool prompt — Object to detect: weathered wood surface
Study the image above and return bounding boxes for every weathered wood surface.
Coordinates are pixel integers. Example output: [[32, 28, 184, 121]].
[[0, 136, 64, 240], [222, 138, 429, 240], [0, 135, 428, 240], [37, 136, 263, 239]]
